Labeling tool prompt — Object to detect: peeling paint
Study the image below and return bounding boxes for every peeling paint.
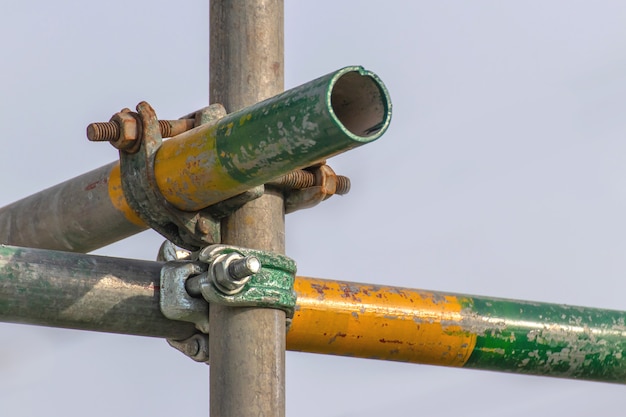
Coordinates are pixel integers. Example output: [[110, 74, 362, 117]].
[[286, 276, 626, 383], [462, 296, 626, 381]]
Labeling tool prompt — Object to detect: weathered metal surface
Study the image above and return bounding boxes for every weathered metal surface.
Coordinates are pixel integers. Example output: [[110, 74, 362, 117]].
[[461, 296, 626, 382], [167, 333, 210, 364], [87, 116, 195, 145], [160, 261, 210, 334], [0, 162, 144, 253], [267, 162, 351, 215], [209, 1, 287, 416], [1, 247, 626, 383], [0, 244, 195, 339], [278, 163, 350, 213], [154, 64, 391, 212], [186, 244, 297, 316], [287, 277, 476, 366], [288, 277, 626, 383], [119, 102, 225, 250], [0, 66, 391, 253]]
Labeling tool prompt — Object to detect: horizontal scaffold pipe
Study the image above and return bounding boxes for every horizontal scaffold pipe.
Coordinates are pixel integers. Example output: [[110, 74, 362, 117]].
[[2, 245, 626, 384], [0, 66, 391, 253], [0, 245, 195, 339]]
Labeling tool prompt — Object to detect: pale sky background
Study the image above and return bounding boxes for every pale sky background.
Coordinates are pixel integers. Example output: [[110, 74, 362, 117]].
[[1, 1, 626, 416]]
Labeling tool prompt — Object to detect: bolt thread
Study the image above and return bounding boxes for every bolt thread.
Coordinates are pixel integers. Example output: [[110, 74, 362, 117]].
[[228, 256, 261, 280], [87, 118, 194, 142], [159, 120, 173, 138], [271, 170, 351, 194], [87, 122, 120, 142], [274, 170, 316, 189], [335, 176, 351, 195]]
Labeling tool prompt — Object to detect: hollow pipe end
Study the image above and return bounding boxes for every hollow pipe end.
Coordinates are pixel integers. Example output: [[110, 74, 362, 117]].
[[327, 66, 392, 144]]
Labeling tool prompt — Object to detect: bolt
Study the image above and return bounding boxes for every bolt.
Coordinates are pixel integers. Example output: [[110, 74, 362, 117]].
[[86, 118, 195, 142], [273, 170, 316, 189], [271, 170, 351, 195], [211, 254, 260, 295], [167, 334, 210, 363], [335, 175, 351, 195], [228, 255, 261, 280], [87, 122, 119, 142]]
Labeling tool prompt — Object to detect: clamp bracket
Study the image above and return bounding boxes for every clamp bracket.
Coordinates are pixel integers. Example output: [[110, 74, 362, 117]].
[[267, 161, 352, 214], [119, 102, 224, 251], [190, 245, 297, 318], [159, 243, 297, 363], [119, 102, 263, 251]]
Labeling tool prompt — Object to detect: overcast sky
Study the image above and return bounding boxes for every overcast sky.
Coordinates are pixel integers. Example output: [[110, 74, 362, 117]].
[[1, 1, 626, 416]]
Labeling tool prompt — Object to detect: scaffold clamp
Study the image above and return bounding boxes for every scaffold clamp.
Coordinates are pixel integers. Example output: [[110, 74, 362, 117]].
[[117, 102, 263, 251], [159, 243, 297, 363]]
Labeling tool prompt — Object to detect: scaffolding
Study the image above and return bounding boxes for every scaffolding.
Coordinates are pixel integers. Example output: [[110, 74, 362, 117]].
[[1, 2, 625, 416]]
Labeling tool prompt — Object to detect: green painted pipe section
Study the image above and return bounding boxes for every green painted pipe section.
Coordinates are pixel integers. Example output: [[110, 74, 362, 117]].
[[460, 295, 626, 382], [154, 65, 392, 210], [216, 66, 390, 186]]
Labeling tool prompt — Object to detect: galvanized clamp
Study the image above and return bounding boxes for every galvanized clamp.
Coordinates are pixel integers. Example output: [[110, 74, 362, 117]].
[[159, 243, 297, 363], [188, 245, 297, 317]]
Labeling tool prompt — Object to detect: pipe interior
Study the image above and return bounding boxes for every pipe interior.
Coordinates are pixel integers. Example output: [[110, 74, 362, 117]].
[[330, 71, 388, 137]]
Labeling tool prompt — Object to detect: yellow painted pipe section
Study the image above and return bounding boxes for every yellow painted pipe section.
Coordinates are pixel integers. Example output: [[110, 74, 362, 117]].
[[152, 124, 244, 211], [108, 164, 145, 227], [287, 277, 476, 366], [105, 125, 243, 225]]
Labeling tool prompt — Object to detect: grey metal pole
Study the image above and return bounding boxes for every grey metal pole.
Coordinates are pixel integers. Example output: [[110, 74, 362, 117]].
[[0, 245, 195, 339], [209, 1, 286, 416]]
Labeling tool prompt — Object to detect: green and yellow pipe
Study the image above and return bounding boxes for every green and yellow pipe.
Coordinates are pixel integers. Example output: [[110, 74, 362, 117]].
[[288, 277, 626, 383], [0, 66, 391, 252], [1, 244, 625, 384]]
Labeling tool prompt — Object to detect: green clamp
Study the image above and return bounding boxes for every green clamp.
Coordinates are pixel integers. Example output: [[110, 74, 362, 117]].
[[185, 244, 297, 319]]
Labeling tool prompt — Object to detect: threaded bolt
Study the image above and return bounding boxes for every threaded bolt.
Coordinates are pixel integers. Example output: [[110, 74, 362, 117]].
[[228, 256, 261, 280], [271, 170, 350, 195], [87, 122, 119, 142], [335, 176, 351, 195], [274, 170, 316, 189], [86, 118, 195, 142]]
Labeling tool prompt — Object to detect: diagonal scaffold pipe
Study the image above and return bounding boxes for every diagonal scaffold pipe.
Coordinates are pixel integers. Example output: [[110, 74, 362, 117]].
[[0, 66, 391, 253], [1, 244, 625, 384]]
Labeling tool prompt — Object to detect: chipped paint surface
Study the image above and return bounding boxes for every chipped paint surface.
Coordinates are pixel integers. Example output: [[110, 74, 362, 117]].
[[97, 67, 391, 232], [461, 296, 626, 381], [152, 66, 391, 211], [0, 245, 195, 338], [288, 277, 626, 383], [287, 277, 476, 366], [107, 164, 145, 227], [2, 243, 626, 383]]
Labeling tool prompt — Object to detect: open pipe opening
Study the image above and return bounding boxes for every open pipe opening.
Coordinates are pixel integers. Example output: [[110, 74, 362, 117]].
[[330, 70, 391, 139]]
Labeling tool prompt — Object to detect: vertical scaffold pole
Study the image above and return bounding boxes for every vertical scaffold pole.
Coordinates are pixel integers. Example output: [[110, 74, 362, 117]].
[[209, 1, 285, 417]]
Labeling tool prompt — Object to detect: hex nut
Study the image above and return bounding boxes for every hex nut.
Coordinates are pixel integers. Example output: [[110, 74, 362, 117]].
[[210, 253, 252, 295], [109, 109, 141, 152]]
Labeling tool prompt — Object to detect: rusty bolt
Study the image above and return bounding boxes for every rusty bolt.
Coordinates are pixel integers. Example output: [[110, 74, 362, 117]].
[[273, 170, 316, 189], [111, 109, 140, 152], [270, 170, 351, 195], [335, 175, 351, 194], [87, 113, 195, 151]]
